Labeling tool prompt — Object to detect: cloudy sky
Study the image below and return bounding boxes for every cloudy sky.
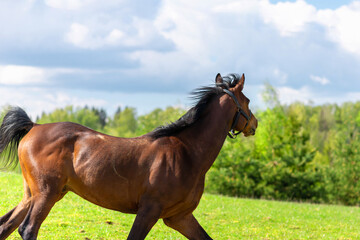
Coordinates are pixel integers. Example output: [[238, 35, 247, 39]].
[[0, 0, 359, 118]]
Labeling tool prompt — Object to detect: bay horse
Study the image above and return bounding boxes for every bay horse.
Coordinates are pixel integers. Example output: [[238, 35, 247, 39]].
[[0, 73, 257, 240]]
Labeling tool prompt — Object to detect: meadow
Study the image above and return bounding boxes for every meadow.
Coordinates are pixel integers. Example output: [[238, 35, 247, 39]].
[[1, 172, 360, 240]]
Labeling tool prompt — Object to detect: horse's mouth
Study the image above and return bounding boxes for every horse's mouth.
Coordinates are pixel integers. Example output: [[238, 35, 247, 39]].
[[244, 128, 256, 137]]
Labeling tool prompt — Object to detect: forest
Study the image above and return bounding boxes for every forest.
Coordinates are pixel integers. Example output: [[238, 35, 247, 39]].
[[1, 84, 360, 206]]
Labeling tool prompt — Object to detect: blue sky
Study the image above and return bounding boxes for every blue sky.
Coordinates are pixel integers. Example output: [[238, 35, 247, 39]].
[[270, 0, 355, 9], [0, 0, 360, 118]]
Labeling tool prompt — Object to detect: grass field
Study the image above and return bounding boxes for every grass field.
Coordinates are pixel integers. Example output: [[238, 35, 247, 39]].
[[1, 172, 360, 239]]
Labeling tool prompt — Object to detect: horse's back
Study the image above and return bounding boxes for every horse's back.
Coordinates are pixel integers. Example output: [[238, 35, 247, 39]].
[[19, 122, 91, 162]]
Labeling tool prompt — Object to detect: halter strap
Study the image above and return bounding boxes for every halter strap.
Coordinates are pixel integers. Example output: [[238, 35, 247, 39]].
[[223, 89, 252, 138]]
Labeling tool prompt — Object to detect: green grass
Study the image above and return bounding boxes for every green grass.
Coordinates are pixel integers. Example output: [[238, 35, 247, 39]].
[[1, 172, 360, 239]]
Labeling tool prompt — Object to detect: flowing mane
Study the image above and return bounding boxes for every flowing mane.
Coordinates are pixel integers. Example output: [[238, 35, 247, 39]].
[[149, 73, 241, 138]]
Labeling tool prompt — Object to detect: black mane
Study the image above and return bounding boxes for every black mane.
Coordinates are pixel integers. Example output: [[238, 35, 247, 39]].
[[149, 74, 241, 138]]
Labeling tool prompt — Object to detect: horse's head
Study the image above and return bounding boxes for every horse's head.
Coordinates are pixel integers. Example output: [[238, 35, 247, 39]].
[[216, 73, 258, 138]]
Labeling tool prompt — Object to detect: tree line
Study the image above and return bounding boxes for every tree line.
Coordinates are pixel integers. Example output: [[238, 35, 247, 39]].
[[1, 84, 360, 205]]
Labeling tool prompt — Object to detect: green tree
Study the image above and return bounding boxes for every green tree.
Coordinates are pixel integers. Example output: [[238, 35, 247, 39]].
[[37, 105, 102, 131], [324, 102, 360, 205], [92, 107, 107, 129], [105, 107, 137, 137], [136, 107, 186, 136]]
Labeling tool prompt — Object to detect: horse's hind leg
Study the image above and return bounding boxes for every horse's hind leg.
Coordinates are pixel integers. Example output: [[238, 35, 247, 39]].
[[0, 180, 31, 240], [18, 184, 65, 240], [0, 202, 30, 240], [17, 178, 65, 240], [0, 204, 29, 240]]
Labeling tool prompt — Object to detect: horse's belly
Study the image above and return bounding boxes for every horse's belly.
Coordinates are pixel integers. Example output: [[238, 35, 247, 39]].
[[67, 176, 139, 214]]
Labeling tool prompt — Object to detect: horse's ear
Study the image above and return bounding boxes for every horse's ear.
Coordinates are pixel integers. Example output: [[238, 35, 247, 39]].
[[215, 73, 223, 84], [238, 73, 245, 91]]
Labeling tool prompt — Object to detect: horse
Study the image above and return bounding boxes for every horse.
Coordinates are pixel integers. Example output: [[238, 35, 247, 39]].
[[0, 73, 257, 240]]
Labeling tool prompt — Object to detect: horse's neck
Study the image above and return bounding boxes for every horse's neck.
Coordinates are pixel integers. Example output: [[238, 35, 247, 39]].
[[178, 96, 234, 174]]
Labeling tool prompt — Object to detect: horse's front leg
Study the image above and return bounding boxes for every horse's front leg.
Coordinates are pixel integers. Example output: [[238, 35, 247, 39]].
[[127, 202, 162, 240], [163, 213, 213, 240]]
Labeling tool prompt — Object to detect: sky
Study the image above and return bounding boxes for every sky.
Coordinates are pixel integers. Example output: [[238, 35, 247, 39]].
[[0, 0, 360, 118]]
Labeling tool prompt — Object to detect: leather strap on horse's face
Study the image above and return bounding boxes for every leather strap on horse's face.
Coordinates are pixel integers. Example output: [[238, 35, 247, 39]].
[[223, 89, 252, 139]]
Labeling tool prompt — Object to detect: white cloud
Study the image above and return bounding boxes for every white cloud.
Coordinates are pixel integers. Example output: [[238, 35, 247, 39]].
[[277, 85, 360, 106], [258, 0, 360, 56], [0, 87, 107, 119], [65, 22, 121, 49], [0, 65, 46, 85], [213, 0, 317, 36], [213, 0, 360, 56], [122, 18, 161, 47], [128, 0, 236, 78], [45, 0, 92, 10], [44, 0, 125, 11], [277, 85, 313, 104], [262, 0, 360, 56], [154, 0, 213, 61], [317, 2, 360, 56], [43, 92, 107, 110], [260, 0, 317, 36], [65, 23, 94, 48], [310, 75, 330, 85], [212, 0, 260, 14], [106, 29, 125, 45], [0, 64, 92, 87], [64, 18, 164, 49]]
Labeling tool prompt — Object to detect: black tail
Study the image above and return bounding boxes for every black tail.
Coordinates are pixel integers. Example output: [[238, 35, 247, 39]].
[[0, 107, 34, 169]]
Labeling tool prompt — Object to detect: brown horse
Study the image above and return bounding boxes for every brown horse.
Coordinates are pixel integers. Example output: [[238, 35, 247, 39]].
[[0, 73, 257, 240]]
